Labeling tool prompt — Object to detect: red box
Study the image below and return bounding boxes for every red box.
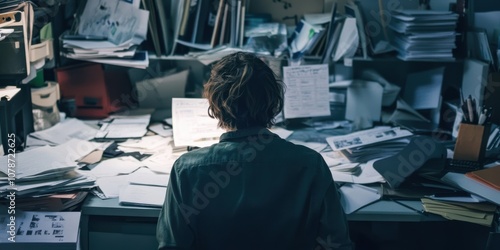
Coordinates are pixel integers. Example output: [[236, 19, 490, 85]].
[[55, 63, 132, 119]]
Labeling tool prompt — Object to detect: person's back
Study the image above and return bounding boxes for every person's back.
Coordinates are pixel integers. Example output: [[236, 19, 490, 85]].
[[157, 52, 353, 250]]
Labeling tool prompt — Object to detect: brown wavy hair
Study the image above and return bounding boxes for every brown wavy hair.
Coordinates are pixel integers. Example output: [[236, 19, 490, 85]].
[[203, 52, 285, 130]]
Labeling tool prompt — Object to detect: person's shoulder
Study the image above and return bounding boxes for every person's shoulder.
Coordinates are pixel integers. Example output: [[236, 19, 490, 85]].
[[285, 140, 324, 159], [173, 146, 213, 171]]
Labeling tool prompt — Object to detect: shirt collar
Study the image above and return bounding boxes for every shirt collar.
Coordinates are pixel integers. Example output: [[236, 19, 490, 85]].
[[219, 127, 278, 142]]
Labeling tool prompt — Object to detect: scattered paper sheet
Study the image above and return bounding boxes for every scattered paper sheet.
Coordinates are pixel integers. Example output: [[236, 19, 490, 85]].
[[95, 175, 131, 199], [29, 118, 99, 145], [128, 168, 169, 187], [89, 156, 144, 178], [331, 159, 386, 184], [339, 183, 382, 214], [119, 184, 167, 207], [148, 123, 173, 137], [95, 114, 151, 139]]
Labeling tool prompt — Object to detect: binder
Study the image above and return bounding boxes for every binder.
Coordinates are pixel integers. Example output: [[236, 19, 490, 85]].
[[155, 0, 173, 55], [210, 0, 225, 47], [141, 0, 161, 56], [321, 3, 344, 64], [219, 2, 229, 45], [172, 0, 224, 54]]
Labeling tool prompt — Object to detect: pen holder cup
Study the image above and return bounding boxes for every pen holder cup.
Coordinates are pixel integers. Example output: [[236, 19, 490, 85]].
[[453, 123, 490, 162]]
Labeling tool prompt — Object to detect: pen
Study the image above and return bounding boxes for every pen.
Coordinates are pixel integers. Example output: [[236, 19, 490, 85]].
[[433, 191, 470, 197]]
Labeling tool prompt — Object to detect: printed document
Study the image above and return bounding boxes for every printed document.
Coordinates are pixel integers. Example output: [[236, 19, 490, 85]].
[[283, 64, 331, 119], [326, 126, 413, 151], [171, 98, 225, 147]]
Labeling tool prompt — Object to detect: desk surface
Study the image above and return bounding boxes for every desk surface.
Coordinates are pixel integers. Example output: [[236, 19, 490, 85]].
[[81, 195, 444, 222]]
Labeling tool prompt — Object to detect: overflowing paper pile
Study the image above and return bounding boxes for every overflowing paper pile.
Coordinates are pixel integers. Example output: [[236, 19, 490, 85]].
[[60, 0, 149, 68]]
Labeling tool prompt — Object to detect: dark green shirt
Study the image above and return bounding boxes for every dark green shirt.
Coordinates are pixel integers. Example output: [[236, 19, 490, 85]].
[[157, 127, 353, 250]]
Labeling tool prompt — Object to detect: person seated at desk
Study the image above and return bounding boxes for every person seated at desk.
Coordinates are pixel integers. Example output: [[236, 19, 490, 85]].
[[156, 52, 353, 250]]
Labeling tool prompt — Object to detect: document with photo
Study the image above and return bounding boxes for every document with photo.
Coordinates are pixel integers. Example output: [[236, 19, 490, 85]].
[[326, 126, 413, 151]]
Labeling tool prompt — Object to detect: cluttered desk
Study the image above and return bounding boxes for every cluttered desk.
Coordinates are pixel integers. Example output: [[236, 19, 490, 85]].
[[2, 59, 500, 250], [3, 55, 500, 250], [2, 1, 500, 249], [2, 92, 500, 249]]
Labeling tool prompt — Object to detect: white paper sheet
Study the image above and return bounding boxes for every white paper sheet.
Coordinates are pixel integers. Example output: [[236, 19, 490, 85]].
[[128, 168, 169, 187], [77, 0, 149, 44], [29, 118, 99, 145], [269, 126, 293, 139], [95, 114, 151, 139], [95, 175, 131, 198], [0, 86, 20, 100], [171, 98, 226, 147], [331, 159, 386, 184], [89, 156, 144, 178], [339, 183, 382, 214], [403, 67, 444, 110], [119, 184, 167, 207], [283, 64, 331, 119]]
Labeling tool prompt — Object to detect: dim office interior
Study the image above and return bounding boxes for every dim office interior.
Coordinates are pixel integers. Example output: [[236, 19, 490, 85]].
[[1, 0, 500, 249]]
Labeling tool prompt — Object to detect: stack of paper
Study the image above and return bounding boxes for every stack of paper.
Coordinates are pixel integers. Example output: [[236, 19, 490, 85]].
[[60, 0, 149, 68], [421, 198, 496, 226], [11, 191, 89, 212], [326, 126, 413, 152], [389, 10, 459, 61], [61, 39, 149, 69], [0, 140, 97, 198], [339, 138, 411, 163]]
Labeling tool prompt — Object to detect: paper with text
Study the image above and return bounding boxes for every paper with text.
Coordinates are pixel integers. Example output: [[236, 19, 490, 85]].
[[283, 64, 331, 119], [326, 126, 413, 151], [171, 98, 225, 147]]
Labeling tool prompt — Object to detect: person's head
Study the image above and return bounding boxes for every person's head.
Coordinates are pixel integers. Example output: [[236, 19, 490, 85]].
[[203, 52, 285, 130]]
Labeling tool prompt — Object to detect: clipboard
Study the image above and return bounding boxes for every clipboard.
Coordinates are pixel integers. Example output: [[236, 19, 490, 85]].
[[0, 10, 30, 81]]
